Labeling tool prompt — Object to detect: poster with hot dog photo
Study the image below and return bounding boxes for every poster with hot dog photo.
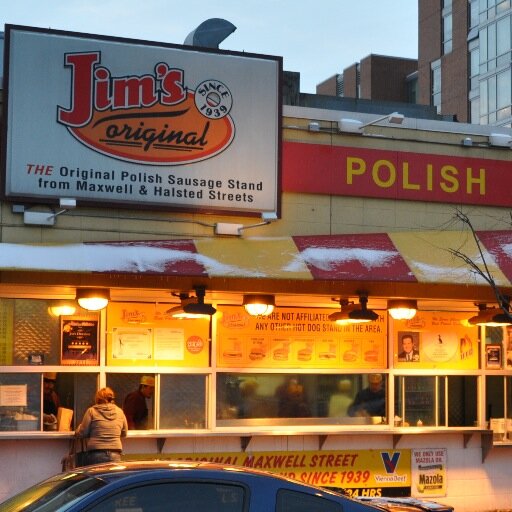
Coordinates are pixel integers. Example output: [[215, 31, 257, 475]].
[[217, 306, 387, 369]]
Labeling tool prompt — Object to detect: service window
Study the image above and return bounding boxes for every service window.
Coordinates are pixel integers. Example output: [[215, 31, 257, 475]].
[[216, 373, 387, 426], [486, 375, 512, 441], [0, 372, 97, 432], [394, 375, 477, 427], [159, 374, 207, 429]]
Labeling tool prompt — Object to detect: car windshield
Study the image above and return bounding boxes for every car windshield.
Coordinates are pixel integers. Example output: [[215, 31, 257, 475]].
[[0, 473, 106, 511]]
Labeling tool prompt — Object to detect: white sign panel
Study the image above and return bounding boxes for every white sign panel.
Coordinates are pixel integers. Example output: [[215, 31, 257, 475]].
[[411, 448, 447, 497], [2, 25, 281, 215]]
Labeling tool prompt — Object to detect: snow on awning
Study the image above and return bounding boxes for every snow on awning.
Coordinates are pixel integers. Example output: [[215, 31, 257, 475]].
[[0, 231, 511, 287]]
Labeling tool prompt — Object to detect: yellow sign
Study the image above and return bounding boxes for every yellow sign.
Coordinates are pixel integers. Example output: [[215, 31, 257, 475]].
[[0, 300, 14, 365], [107, 303, 210, 367], [129, 449, 411, 494], [217, 306, 387, 369], [392, 311, 478, 369]]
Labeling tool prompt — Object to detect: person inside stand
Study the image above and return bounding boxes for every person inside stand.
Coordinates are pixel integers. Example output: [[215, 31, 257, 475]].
[[348, 373, 385, 418], [398, 333, 420, 362], [42, 372, 60, 430], [75, 387, 128, 465], [328, 379, 353, 417], [123, 375, 155, 429], [275, 376, 311, 418]]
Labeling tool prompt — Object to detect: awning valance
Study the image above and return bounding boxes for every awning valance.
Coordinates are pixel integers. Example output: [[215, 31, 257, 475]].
[[0, 230, 511, 299]]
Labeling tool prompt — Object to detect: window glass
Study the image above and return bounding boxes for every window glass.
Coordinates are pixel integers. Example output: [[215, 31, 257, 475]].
[[488, 23, 497, 65], [506, 377, 512, 430], [107, 373, 156, 430], [394, 376, 476, 427], [496, 15, 510, 56], [447, 376, 477, 427], [0, 373, 40, 431], [443, 13, 453, 54], [216, 373, 387, 426], [395, 376, 436, 426], [480, 27, 488, 71], [0, 372, 97, 432], [87, 482, 245, 512], [480, 79, 489, 114], [277, 489, 342, 512], [486, 375, 504, 419], [471, 97, 481, 123], [470, 46, 480, 78], [470, 0, 480, 27], [497, 0, 511, 12], [497, 69, 511, 109], [160, 374, 207, 429]]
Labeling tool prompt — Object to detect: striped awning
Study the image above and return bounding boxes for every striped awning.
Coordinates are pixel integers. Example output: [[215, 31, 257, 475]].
[[0, 230, 511, 298]]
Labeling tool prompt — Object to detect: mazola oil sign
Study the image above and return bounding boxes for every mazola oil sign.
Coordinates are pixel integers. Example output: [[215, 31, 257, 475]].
[[2, 25, 281, 214]]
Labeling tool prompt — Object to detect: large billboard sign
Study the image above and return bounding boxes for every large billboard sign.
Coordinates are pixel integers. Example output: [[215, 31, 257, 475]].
[[2, 25, 282, 214]]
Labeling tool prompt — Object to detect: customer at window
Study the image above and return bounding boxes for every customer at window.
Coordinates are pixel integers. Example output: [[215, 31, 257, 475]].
[[75, 387, 128, 465], [123, 375, 155, 429], [42, 372, 60, 430], [348, 374, 385, 418]]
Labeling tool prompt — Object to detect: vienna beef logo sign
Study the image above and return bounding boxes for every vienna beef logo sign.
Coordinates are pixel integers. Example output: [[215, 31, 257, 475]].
[[57, 52, 235, 165]]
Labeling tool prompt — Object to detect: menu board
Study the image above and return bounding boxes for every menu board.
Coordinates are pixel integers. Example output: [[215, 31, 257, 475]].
[[216, 306, 387, 369], [391, 311, 479, 369], [107, 303, 210, 367]]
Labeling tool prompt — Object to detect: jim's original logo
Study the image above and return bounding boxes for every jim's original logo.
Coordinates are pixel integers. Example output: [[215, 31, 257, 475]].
[[57, 52, 234, 165]]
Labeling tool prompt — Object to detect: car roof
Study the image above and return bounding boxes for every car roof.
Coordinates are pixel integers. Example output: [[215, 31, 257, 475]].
[[69, 460, 381, 508]]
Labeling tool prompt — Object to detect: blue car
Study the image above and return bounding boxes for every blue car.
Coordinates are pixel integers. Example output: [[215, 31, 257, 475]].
[[0, 460, 387, 512]]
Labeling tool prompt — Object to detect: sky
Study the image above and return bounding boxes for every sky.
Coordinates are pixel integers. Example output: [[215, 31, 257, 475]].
[[0, 0, 418, 94]]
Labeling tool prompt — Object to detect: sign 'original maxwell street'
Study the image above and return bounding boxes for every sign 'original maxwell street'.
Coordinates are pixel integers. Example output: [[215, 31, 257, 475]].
[[2, 25, 282, 214]]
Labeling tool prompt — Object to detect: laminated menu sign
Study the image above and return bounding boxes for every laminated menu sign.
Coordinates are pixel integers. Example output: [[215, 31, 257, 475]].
[[61, 317, 99, 365], [216, 306, 387, 368]]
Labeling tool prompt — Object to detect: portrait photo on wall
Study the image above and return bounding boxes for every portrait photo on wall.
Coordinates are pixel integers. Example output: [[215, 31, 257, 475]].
[[397, 331, 420, 362]]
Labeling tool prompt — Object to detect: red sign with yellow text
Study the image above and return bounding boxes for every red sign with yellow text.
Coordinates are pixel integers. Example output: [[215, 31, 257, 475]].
[[283, 141, 512, 207]]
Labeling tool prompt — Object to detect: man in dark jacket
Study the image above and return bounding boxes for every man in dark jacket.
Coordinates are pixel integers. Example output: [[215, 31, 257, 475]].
[[122, 375, 155, 429], [348, 374, 385, 418]]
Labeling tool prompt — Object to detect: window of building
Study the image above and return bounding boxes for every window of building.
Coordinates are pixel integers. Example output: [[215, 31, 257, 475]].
[[431, 60, 442, 113], [470, 39, 481, 90], [443, 13, 453, 54], [486, 375, 512, 442], [479, 69, 512, 124], [394, 375, 477, 427], [216, 373, 386, 425], [406, 72, 418, 103], [471, 96, 481, 122], [470, 0, 480, 28]]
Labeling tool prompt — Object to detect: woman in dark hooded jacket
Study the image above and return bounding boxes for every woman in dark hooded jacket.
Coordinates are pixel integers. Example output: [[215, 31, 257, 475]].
[[76, 387, 128, 465]]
